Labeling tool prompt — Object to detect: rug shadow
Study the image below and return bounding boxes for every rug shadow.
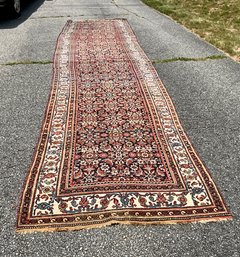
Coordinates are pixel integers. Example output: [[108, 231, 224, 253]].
[[0, 0, 45, 29]]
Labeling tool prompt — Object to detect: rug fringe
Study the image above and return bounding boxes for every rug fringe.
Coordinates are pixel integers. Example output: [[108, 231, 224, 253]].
[[16, 215, 233, 234]]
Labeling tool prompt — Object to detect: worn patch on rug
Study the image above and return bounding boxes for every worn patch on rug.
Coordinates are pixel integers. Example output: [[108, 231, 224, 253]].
[[17, 19, 232, 232]]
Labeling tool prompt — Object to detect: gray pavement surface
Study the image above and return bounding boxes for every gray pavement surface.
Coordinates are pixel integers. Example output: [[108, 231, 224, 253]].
[[0, 0, 239, 256]]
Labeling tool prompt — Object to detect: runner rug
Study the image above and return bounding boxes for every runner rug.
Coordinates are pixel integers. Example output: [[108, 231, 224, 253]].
[[17, 19, 232, 233]]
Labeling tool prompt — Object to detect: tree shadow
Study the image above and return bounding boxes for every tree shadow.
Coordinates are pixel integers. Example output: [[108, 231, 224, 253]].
[[0, 0, 45, 29]]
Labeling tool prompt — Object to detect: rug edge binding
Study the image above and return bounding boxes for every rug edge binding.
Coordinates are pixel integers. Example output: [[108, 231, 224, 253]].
[[16, 215, 233, 234]]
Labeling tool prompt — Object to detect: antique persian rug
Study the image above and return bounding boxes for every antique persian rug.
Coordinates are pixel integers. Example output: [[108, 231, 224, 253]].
[[17, 19, 232, 232]]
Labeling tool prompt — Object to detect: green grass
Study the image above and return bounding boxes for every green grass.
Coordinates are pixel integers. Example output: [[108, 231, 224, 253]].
[[142, 0, 240, 61]]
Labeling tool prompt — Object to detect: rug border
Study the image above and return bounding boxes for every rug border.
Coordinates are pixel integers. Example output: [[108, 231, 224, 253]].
[[16, 20, 74, 232]]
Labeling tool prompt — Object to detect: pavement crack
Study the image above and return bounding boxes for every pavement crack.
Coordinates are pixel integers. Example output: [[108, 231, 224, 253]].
[[30, 15, 68, 19], [152, 55, 226, 64], [1, 56, 226, 67], [111, 0, 154, 24], [1, 60, 52, 66], [30, 15, 85, 19]]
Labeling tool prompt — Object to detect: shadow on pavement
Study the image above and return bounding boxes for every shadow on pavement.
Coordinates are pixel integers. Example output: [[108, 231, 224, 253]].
[[0, 0, 45, 29]]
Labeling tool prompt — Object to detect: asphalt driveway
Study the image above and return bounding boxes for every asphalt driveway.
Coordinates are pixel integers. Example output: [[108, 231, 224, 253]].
[[0, 0, 239, 256]]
